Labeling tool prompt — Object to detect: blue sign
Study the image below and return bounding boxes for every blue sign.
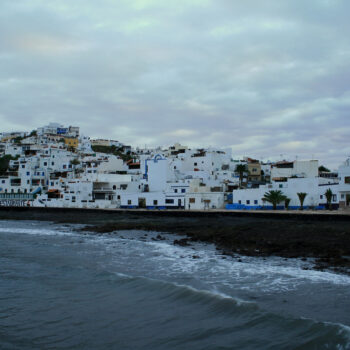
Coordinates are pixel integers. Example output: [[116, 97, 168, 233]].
[[57, 128, 68, 135]]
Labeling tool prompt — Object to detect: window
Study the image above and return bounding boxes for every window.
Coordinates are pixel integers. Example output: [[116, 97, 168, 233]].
[[44, 162, 47, 166], [174, 189, 178, 193], [189, 198, 195, 203], [238, 200, 241, 204], [174, 166, 177, 169], [51, 182, 54, 186], [181, 189, 186, 193], [51, 162, 54, 166], [117, 195, 120, 199], [320, 195, 323, 199], [345, 177, 350, 184], [194, 162, 197, 166], [26, 172, 30, 176], [341, 194, 345, 199], [153, 200, 158, 205], [113, 185, 116, 190], [127, 200, 131, 205], [332, 195, 337, 201], [1, 180, 4, 184], [279, 184, 283, 188], [254, 200, 258, 204], [22, 165, 25, 168], [246, 200, 250, 204], [166, 199, 174, 204]]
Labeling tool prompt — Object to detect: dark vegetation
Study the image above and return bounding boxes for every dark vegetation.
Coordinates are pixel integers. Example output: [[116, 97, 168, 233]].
[[319, 165, 331, 172], [91, 145, 134, 162], [0, 155, 19, 175]]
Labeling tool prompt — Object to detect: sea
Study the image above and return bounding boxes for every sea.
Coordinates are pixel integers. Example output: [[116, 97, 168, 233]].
[[0, 219, 350, 350]]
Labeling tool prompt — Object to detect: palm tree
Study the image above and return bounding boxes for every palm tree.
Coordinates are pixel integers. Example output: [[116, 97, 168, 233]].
[[235, 164, 247, 188], [284, 197, 291, 210], [262, 190, 286, 210], [325, 188, 333, 210], [297, 192, 307, 210]]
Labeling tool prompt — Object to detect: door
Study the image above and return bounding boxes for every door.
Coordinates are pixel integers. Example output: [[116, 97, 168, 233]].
[[138, 197, 146, 208]]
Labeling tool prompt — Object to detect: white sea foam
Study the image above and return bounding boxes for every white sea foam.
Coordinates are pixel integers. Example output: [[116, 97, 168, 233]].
[[0, 227, 74, 237]]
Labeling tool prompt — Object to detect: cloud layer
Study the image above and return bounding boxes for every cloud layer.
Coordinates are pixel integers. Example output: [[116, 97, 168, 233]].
[[1, 0, 350, 168]]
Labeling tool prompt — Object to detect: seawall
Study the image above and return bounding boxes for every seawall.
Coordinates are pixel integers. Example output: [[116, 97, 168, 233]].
[[1, 206, 350, 224]]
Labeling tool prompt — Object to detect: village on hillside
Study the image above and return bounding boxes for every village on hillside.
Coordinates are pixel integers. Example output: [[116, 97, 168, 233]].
[[0, 123, 349, 210]]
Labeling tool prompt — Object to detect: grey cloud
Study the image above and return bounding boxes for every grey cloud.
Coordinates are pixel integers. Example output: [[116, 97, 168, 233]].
[[1, 0, 350, 168]]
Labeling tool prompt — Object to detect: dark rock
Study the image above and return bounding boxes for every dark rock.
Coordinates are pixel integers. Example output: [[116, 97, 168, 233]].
[[174, 238, 190, 247]]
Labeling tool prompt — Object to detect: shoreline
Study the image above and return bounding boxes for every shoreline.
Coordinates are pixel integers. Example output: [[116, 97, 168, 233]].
[[1, 206, 350, 274]]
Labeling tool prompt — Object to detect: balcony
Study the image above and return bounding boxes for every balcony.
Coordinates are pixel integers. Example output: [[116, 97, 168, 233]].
[[93, 187, 114, 193]]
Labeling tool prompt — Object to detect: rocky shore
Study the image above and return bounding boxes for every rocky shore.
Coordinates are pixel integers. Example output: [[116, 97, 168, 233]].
[[1, 207, 350, 273]]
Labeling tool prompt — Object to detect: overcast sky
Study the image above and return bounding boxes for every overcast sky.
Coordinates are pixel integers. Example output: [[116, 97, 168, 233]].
[[1, 0, 350, 168]]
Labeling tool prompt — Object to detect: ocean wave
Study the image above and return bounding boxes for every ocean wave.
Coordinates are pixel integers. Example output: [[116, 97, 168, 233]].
[[111, 273, 350, 349], [0, 227, 74, 236]]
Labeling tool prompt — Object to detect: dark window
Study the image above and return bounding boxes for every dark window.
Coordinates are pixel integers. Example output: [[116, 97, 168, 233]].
[[246, 200, 250, 204], [22, 165, 25, 168], [127, 200, 131, 205], [194, 162, 197, 166], [26, 172, 30, 176], [320, 195, 323, 199], [117, 195, 120, 199], [174, 189, 178, 193], [254, 200, 258, 204], [44, 162, 47, 166], [166, 199, 174, 204], [153, 200, 158, 205], [181, 189, 186, 193], [189, 198, 195, 203], [238, 200, 241, 204]]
